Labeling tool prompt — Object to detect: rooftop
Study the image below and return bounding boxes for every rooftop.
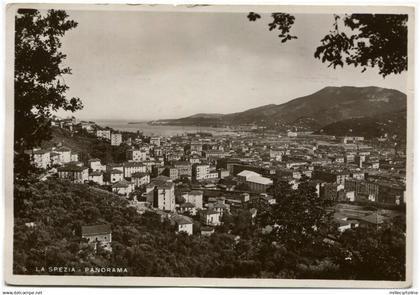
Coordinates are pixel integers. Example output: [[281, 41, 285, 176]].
[[180, 202, 195, 208], [56, 146, 71, 152], [359, 213, 386, 225], [58, 165, 87, 172], [172, 215, 193, 225], [32, 149, 50, 155], [123, 162, 146, 167], [110, 169, 123, 174], [132, 172, 149, 178], [112, 179, 132, 188], [81, 224, 111, 236], [247, 175, 273, 185], [89, 171, 103, 176], [237, 170, 261, 178], [88, 158, 101, 162], [174, 161, 191, 166], [201, 209, 219, 216]]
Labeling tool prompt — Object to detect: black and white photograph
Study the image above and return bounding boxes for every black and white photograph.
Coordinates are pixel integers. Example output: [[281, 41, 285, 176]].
[[4, 3, 414, 288]]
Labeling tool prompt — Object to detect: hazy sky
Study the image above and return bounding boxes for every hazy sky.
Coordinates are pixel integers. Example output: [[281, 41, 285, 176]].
[[57, 9, 408, 121]]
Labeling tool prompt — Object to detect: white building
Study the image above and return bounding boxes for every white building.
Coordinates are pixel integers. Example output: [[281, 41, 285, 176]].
[[106, 163, 124, 173], [57, 165, 89, 183], [112, 179, 135, 196], [345, 190, 356, 202], [218, 169, 230, 179], [172, 215, 193, 235], [194, 164, 210, 180], [96, 129, 111, 140], [269, 149, 284, 161], [126, 149, 147, 162], [237, 170, 273, 193], [189, 155, 201, 164], [32, 149, 50, 169], [111, 133, 122, 146], [81, 224, 112, 252], [146, 178, 175, 212], [109, 169, 124, 183], [150, 137, 161, 147], [343, 136, 365, 144], [205, 171, 219, 180], [201, 226, 215, 236], [179, 203, 197, 216], [182, 190, 203, 209], [131, 172, 150, 187], [89, 158, 106, 172], [70, 152, 79, 162], [89, 171, 104, 185], [123, 162, 147, 178], [56, 146, 72, 164], [200, 209, 221, 226], [203, 150, 229, 160], [80, 121, 95, 133], [50, 151, 61, 166]]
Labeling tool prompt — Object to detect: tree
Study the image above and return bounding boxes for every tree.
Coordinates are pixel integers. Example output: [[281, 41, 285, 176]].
[[14, 9, 82, 162], [247, 12, 408, 77], [258, 177, 333, 248], [336, 217, 406, 280]]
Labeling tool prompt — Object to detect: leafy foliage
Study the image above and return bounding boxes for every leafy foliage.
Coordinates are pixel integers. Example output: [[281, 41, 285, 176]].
[[336, 217, 406, 280], [314, 14, 408, 77], [41, 127, 130, 164], [247, 12, 408, 76], [317, 109, 407, 143], [13, 179, 256, 277], [248, 12, 297, 43], [14, 9, 82, 167], [262, 177, 334, 247], [13, 177, 405, 280]]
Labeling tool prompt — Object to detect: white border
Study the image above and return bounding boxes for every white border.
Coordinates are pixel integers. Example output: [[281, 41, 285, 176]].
[[3, 2, 415, 288]]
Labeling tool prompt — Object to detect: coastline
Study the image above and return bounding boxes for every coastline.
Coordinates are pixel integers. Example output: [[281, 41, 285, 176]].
[[93, 120, 238, 137]]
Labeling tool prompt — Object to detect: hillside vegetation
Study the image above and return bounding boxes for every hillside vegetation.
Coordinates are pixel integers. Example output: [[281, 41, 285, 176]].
[[13, 178, 405, 280], [41, 128, 128, 164], [156, 86, 406, 133], [317, 110, 407, 141]]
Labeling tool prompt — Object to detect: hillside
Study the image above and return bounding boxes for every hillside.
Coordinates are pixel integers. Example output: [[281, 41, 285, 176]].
[[154, 86, 406, 130], [41, 128, 128, 164], [187, 113, 224, 119], [41, 127, 98, 155], [14, 178, 250, 277], [317, 110, 407, 141]]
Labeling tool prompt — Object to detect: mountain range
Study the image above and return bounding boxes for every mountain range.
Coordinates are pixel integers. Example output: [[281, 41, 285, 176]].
[[151, 86, 407, 138]]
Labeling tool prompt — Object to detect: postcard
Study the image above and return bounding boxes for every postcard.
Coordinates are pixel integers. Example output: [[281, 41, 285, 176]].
[[4, 3, 414, 287]]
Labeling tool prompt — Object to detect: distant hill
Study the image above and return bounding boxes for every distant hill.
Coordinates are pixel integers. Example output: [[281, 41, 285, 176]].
[[186, 113, 224, 119], [154, 86, 406, 130], [316, 110, 407, 141]]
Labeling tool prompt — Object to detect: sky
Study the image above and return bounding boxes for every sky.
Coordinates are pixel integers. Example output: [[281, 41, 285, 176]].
[[56, 8, 408, 121]]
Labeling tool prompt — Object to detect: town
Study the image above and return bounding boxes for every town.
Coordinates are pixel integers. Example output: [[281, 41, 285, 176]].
[[9, 4, 412, 286], [26, 115, 407, 253]]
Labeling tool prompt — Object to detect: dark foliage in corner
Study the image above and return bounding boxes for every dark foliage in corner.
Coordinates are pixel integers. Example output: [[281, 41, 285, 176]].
[[247, 13, 408, 77], [15, 9, 82, 173]]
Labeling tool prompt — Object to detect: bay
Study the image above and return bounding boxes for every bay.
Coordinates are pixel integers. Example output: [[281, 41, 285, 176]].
[[94, 120, 237, 137]]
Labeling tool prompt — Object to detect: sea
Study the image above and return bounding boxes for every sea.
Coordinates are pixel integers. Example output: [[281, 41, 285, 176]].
[[94, 120, 238, 137]]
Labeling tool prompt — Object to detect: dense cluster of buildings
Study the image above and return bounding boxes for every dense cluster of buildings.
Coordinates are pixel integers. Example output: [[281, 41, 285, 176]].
[[30, 117, 407, 241], [28, 146, 79, 170]]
